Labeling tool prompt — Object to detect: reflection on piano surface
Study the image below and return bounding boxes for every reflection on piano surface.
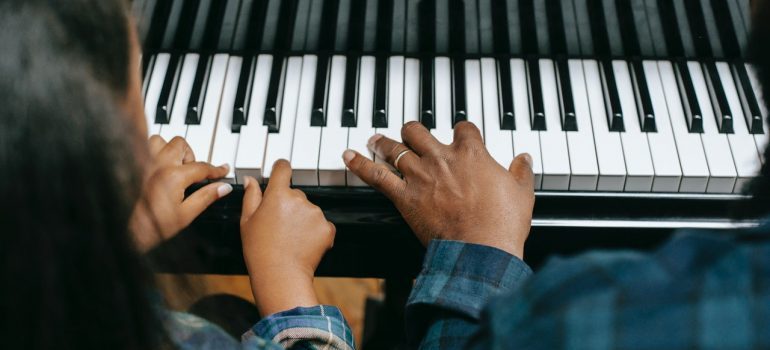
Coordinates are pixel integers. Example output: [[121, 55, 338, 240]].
[[135, 0, 765, 276]]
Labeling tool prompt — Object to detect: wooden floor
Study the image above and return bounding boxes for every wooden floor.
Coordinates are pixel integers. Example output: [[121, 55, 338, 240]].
[[156, 274, 383, 347]]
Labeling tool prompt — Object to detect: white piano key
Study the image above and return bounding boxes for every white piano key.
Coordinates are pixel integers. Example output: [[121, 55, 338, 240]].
[[263, 56, 304, 180], [374, 56, 405, 168], [565, 60, 599, 190], [186, 53, 229, 163], [716, 61, 762, 192], [688, 61, 737, 193], [747, 64, 769, 161], [347, 56, 376, 187], [464, 60, 485, 132], [403, 58, 421, 123], [380, 56, 405, 141], [318, 55, 349, 186], [209, 56, 243, 182], [642, 60, 682, 192], [510, 59, 544, 189], [432, 57, 454, 145], [291, 55, 322, 186], [539, 59, 571, 190], [613, 60, 654, 191], [480, 58, 513, 168], [160, 54, 198, 141], [657, 61, 709, 193], [582, 60, 626, 191], [144, 53, 170, 136], [235, 54, 272, 184]]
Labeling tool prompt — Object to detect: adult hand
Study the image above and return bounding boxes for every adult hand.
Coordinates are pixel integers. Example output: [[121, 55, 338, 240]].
[[130, 136, 233, 252], [240, 160, 335, 316], [343, 121, 534, 258]]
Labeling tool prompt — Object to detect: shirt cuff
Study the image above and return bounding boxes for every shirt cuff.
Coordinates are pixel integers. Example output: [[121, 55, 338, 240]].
[[247, 305, 354, 350], [407, 240, 533, 320]]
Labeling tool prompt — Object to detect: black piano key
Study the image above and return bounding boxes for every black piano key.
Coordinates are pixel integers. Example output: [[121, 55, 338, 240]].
[[232, 56, 257, 132], [188, 0, 214, 50], [674, 60, 704, 133], [311, 56, 331, 127], [341, 56, 359, 127], [155, 54, 181, 124], [703, 62, 733, 133], [186, 55, 213, 125], [546, 0, 567, 55], [217, 0, 243, 50], [421, 58, 435, 129], [685, 0, 713, 58], [587, 0, 609, 56], [556, 59, 577, 131], [630, 60, 656, 132], [520, 0, 538, 55], [373, 57, 388, 128], [527, 58, 546, 130], [452, 58, 467, 125], [498, 58, 515, 130], [264, 56, 285, 132], [377, 0, 394, 52], [268, 0, 299, 51], [419, 0, 436, 52], [449, 0, 466, 54], [492, 0, 510, 54], [160, 0, 186, 50], [600, 60, 624, 131], [319, 0, 341, 51], [709, 0, 741, 59], [656, 0, 685, 58], [615, 0, 641, 56], [144, 0, 173, 51], [733, 63, 764, 134]]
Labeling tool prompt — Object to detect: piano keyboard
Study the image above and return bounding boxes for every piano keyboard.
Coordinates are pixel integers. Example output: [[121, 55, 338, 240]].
[[137, 0, 767, 194]]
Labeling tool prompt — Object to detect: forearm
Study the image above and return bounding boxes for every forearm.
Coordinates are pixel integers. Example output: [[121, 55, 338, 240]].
[[406, 240, 533, 349]]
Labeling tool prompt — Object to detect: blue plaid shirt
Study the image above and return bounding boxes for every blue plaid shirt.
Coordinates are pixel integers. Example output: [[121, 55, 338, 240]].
[[407, 225, 770, 349], [161, 223, 770, 349]]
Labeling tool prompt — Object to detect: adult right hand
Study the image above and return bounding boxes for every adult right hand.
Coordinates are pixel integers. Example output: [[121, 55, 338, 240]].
[[343, 121, 535, 258]]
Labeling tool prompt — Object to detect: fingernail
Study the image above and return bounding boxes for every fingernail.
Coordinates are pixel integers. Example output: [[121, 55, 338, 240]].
[[220, 163, 230, 171], [243, 176, 251, 189], [520, 153, 533, 167], [368, 134, 383, 147], [217, 183, 233, 198], [342, 149, 356, 164]]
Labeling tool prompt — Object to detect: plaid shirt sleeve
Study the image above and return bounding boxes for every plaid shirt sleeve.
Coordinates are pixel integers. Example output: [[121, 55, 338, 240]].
[[244, 305, 355, 350], [405, 240, 533, 349]]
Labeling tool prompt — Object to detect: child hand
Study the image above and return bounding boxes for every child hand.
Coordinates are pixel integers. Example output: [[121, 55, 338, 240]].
[[240, 160, 336, 316]]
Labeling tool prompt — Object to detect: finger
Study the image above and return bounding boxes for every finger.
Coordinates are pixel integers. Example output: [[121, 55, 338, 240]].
[[148, 135, 167, 157], [266, 159, 292, 191], [342, 150, 406, 203], [367, 134, 420, 176], [240, 176, 263, 226], [177, 162, 230, 185], [452, 121, 483, 144], [181, 142, 195, 164], [180, 182, 233, 226], [159, 136, 192, 165], [509, 153, 535, 189], [401, 121, 443, 155], [327, 221, 336, 249]]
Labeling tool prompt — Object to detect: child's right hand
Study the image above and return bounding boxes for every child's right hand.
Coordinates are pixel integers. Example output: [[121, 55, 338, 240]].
[[240, 160, 336, 316]]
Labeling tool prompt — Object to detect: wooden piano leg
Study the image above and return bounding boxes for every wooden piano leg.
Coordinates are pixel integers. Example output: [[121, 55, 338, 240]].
[[361, 278, 412, 350]]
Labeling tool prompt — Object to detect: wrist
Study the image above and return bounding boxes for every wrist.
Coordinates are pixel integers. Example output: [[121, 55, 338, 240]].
[[246, 261, 319, 316]]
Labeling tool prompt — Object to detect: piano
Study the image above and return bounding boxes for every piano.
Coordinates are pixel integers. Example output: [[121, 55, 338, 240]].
[[135, 0, 767, 278]]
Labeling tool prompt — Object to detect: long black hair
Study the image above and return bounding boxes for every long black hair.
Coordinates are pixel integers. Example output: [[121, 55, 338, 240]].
[[0, 0, 168, 349]]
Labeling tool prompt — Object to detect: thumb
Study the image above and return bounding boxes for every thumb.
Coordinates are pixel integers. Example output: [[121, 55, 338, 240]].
[[509, 153, 535, 189], [241, 176, 263, 226]]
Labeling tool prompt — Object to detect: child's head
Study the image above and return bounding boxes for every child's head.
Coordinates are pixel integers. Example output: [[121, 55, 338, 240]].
[[0, 1, 164, 348]]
